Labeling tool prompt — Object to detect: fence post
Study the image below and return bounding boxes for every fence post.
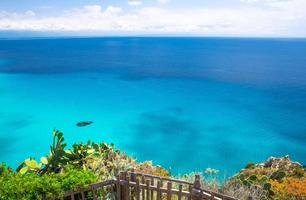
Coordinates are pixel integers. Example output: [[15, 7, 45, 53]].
[[130, 169, 136, 182], [191, 174, 202, 200], [194, 174, 201, 190], [130, 169, 136, 200], [116, 173, 122, 200], [121, 172, 129, 200]]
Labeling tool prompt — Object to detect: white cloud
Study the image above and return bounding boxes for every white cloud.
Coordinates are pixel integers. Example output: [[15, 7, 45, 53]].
[[0, 10, 36, 19], [0, 2, 305, 36], [25, 10, 36, 17]]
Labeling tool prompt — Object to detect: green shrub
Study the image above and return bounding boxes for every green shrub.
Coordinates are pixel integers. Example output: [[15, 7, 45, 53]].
[[270, 170, 286, 181], [59, 165, 98, 191], [293, 166, 305, 178], [0, 164, 97, 200]]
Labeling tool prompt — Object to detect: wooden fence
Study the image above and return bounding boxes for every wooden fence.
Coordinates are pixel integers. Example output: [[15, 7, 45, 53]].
[[52, 171, 237, 200]]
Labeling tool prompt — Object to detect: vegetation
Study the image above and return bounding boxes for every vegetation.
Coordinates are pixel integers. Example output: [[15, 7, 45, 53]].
[[222, 156, 306, 200], [0, 129, 305, 200], [0, 164, 97, 200], [0, 129, 170, 200]]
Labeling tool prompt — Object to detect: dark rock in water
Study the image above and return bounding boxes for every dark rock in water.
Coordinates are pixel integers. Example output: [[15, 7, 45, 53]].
[[76, 121, 93, 127]]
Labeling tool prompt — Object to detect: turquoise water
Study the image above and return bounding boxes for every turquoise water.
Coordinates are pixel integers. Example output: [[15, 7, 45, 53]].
[[0, 37, 306, 176]]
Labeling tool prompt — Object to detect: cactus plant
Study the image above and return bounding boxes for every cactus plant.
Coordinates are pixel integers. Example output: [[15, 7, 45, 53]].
[[17, 158, 45, 174]]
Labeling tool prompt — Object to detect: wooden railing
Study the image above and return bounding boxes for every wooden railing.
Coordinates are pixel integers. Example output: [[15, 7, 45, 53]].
[[52, 171, 237, 200]]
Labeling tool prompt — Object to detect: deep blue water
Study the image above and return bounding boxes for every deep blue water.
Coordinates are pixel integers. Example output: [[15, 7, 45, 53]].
[[0, 37, 306, 176]]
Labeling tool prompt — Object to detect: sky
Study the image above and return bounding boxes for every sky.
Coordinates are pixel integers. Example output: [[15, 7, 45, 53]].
[[0, 0, 306, 37]]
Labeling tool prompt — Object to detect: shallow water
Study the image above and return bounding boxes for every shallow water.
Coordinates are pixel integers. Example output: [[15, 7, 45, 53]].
[[0, 37, 306, 176]]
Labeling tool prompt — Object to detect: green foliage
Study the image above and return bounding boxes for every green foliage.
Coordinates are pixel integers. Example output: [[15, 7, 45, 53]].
[[292, 166, 305, 178], [270, 170, 286, 181], [62, 138, 135, 179], [239, 174, 245, 181], [90, 150, 135, 179], [224, 157, 306, 200], [48, 129, 67, 172], [16, 129, 67, 175], [263, 182, 271, 190], [17, 158, 44, 175], [249, 174, 257, 181], [16, 129, 131, 177], [9, 129, 306, 200], [65, 141, 115, 170], [8, 129, 136, 199], [0, 164, 97, 200], [58, 165, 98, 191], [259, 175, 268, 183]]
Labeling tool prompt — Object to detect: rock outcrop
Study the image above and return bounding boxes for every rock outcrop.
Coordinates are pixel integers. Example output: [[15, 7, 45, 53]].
[[256, 155, 302, 173]]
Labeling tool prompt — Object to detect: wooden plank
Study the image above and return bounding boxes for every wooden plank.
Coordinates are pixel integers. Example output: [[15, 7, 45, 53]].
[[124, 181, 190, 196], [135, 179, 141, 200], [127, 176, 131, 200], [146, 179, 151, 200], [167, 182, 172, 200], [188, 184, 192, 200], [88, 179, 115, 189], [202, 191, 212, 199], [81, 190, 85, 200], [131, 169, 136, 182], [150, 177, 154, 200], [51, 172, 237, 200], [128, 172, 192, 185], [178, 184, 183, 200], [70, 192, 75, 200], [156, 181, 161, 200], [142, 175, 145, 200], [116, 174, 121, 200], [160, 178, 163, 189], [92, 187, 97, 200]]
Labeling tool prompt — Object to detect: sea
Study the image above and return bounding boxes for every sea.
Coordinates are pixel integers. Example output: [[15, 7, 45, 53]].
[[0, 37, 306, 177]]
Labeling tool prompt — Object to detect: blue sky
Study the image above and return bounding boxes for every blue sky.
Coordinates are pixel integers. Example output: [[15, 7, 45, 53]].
[[0, 0, 306, 37]]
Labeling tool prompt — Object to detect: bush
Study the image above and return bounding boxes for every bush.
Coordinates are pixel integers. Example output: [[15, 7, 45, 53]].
[[0, 164, 97, 200], [133, 161, 170, 177], [293, 167, 305, 178], [270, 170, 286, 181], [222, 178, 268, 200], [270, 177, 306, 200]]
